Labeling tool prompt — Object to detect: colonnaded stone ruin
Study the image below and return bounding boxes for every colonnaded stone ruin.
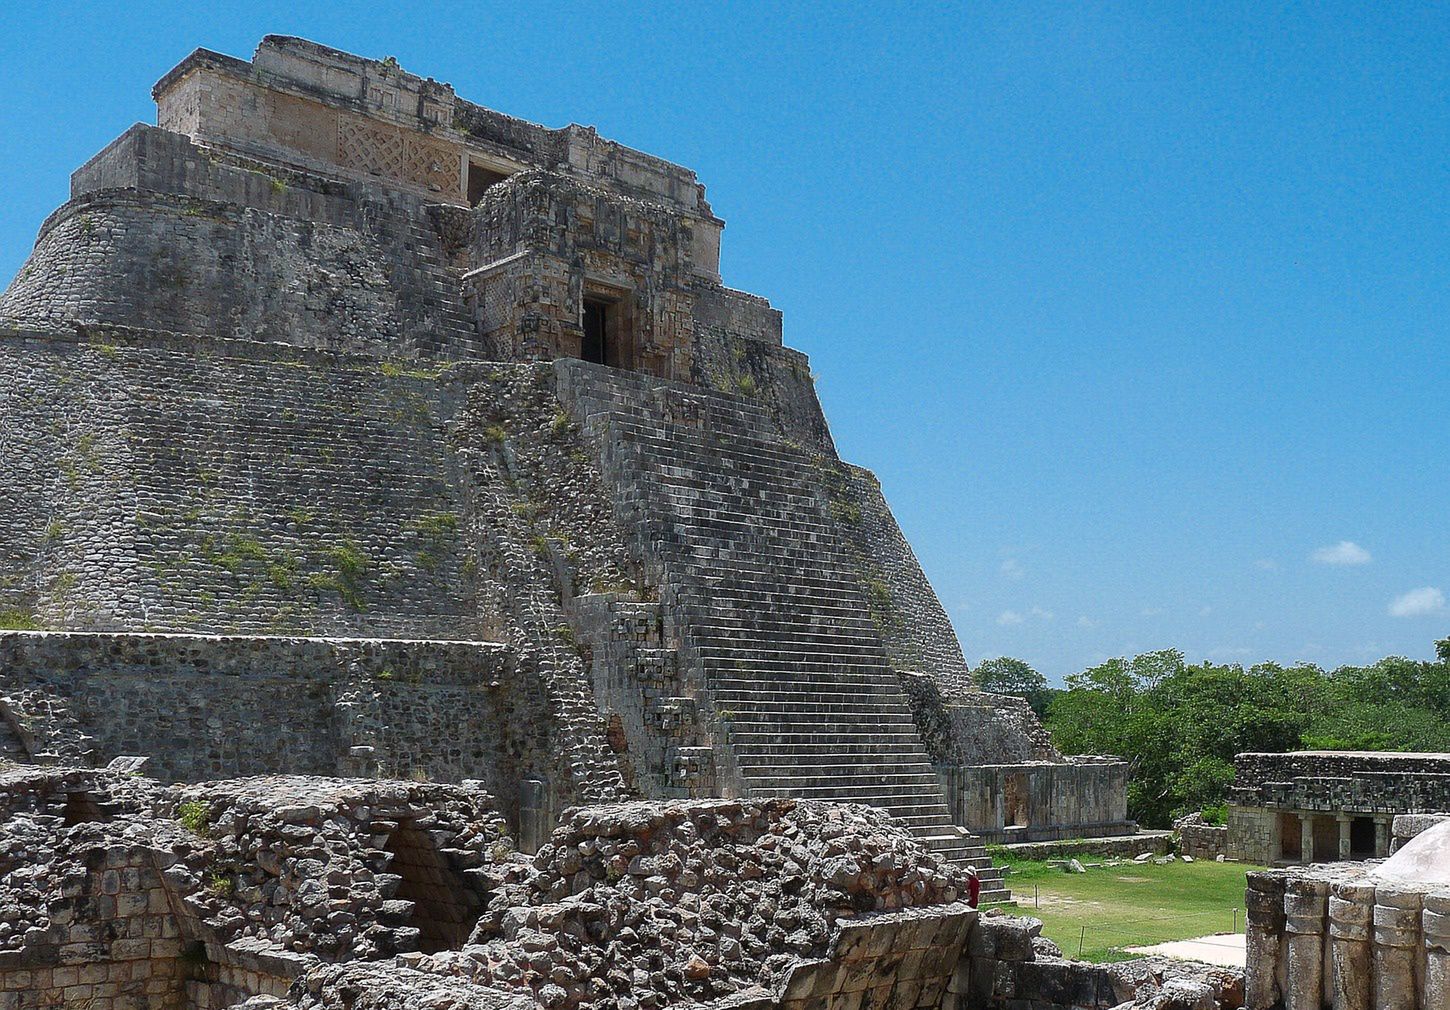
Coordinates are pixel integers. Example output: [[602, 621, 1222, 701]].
[[0, 35, 1206, 1009], [1227, 751, 1450, 866]]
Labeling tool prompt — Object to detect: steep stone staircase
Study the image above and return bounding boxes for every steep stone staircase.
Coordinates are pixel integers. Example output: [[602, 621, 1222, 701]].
[[559, 361, 1009, 902]]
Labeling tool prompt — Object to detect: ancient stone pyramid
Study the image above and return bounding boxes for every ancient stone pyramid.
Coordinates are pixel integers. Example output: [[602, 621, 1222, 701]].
[[0, 37, 1135, 907]]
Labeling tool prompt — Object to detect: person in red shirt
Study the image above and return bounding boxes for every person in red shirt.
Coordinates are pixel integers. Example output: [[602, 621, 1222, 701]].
[[966, 865, 981, 908]]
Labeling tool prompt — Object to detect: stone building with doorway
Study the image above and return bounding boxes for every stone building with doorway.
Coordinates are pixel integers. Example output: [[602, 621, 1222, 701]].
[[1227, 750, 1450, 865]]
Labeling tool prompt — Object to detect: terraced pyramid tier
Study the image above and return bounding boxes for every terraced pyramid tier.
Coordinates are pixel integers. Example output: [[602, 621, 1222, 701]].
[[558, 361, 1008, 902]]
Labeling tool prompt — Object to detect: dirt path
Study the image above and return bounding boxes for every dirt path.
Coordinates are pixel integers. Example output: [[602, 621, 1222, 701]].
[[1125, 934, 1246, 968]]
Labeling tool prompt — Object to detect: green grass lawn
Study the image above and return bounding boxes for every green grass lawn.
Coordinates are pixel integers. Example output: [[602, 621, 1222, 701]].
[[994, 857, 1264, 963]]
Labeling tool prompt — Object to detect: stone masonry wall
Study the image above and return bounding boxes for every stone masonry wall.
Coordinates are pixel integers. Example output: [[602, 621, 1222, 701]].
[[0, 631, 554, 813], [0, 326, 480, 638], [1243, 864, 1450, 1010], [1228, 751, 1450, 864], [466, 171, 704, 379], [0, 768, 519, 1007], [1174, 813, 1228, 861], [898, 676, 1056, 769], [0, 831, 193, 1008], [687, 312, 831, 454], [945, 760, 1133, 845], [0, 181, 475, 358], [0, 330, 635, 808], [1232, 750, 1450, 811]]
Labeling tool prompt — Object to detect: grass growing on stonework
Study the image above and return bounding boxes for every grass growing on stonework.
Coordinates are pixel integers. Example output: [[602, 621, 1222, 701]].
[[995, 857, 1264, 963]]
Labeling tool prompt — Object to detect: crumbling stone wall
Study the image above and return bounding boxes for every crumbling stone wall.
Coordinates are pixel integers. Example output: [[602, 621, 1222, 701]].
[[961, 914, 1243, 1010], [1175, 813, 1228, 861], [0, 769, 523, 1008], [168, 777, 511, 961], [0, 632, 558, 810], [417, 797, 970, 1010], [898, 674, 1058, 767], [0, 766, 1233, 1010]]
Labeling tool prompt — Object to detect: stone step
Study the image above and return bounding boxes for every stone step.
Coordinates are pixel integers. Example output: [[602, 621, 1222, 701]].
[[609, 424, 816, 473], [712, 695, 913, 716], [730, 742, 930, 760], [711, 681, 912, 701], [722, 716, 919, 735], [741, 780, 945, 799], [697, 650, 894, 669]]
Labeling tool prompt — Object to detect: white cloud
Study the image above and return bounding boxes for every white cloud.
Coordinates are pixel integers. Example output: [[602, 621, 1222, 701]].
[[1311, 541, 1372, 566], [1140, 607, 1163, 618], [1076, 616, 1097, 629], [996, 606, 1053, 626], [1254, 558, 1279, 571], [999, 558, 1025, 580], [1198, 606, 1213, 617], [1388, 587, 1446, 618]]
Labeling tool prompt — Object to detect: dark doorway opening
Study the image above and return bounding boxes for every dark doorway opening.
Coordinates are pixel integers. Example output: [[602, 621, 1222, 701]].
[[62, 791, 107, 826], [1004, 772, 1030, 828], [1313, 815, 1340, 862], [467, 163, 508, 205], [1279, 812, 1302, 861], [1350, 816, 1376, 858], [383, 818, 480, 953], [582, 299, 610, 365]]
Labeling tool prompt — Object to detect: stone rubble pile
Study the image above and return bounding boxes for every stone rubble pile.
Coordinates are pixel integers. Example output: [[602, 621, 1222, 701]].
[[168, 776, 512, 959], [0, 765, 1247, 1010], [413, 797, 966, 1010]]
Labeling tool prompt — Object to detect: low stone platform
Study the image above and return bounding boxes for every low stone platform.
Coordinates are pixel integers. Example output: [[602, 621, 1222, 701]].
[[996, 830, 1174, 860]]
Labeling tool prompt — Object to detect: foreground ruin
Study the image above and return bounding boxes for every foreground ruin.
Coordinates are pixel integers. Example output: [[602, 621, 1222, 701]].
[[1243, 815, 1450, 1010], [0, 765, 1239, 1009]]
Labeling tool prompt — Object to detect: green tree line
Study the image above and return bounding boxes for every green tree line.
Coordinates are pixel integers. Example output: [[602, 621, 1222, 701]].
[[972, 637, 1450, 828]]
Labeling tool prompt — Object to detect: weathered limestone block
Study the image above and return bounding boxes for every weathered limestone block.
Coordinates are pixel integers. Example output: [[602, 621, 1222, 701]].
[[1245, 871, 1287, 1010], [1284, 876, 1329, 1010], [1425, 891, 1450, 1010], [1329, 880, 1375, 1010], [1372, 886, 1423, 1010]]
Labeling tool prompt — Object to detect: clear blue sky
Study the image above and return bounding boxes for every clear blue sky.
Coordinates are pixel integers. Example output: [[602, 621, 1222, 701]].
[[1, 2, 1445, 681]]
